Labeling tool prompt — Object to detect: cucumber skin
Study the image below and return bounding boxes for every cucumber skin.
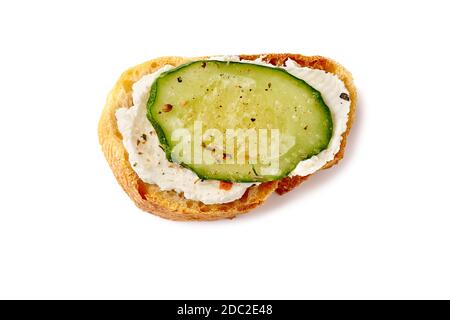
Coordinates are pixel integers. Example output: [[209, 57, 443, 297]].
[[147, 60, 333, 183]]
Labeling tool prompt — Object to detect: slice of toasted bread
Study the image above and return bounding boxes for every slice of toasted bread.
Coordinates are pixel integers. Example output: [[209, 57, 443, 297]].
[[98, 54, 356, 220]]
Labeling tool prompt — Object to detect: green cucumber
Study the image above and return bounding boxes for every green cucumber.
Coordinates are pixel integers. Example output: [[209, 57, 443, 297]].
[[147, 60, 332, 182]]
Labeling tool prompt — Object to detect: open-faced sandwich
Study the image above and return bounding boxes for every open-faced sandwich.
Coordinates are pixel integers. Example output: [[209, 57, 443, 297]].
[[98, 54, 356, 221]]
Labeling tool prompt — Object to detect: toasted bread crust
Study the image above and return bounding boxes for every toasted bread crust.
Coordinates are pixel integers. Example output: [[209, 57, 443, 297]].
[[98, 54, 356, 220]]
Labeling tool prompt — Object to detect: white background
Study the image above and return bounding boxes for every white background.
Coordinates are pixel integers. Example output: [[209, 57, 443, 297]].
[[0, 0, 449, 300]]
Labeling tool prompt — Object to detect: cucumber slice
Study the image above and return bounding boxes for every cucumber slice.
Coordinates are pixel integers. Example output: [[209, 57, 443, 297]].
[[147, 60, 332, 182]]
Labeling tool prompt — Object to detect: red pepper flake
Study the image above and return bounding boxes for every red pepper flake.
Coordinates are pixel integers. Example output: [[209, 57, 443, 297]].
[[222, 153, 233, 160], [137, 180, 148, 200], [162, 104, 173, 112], [219, 181, 233, 191]]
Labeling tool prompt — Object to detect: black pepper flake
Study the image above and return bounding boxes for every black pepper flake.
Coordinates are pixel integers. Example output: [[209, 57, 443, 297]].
[[251, 118, 256, 122], [141, 133, 147, 141], [158, 145, 165, 151], [133, 162, 138, 167], [268, 82, 272, 88], [340, 92, 350, 101], [177, 76, 183, 83], [201, 62, 206, 68], [219, 105, 223, 108], [202, 142, 216, 152], [239, 96, 242, 99], [138, 152, 143, 155], [304, 125, 308, 130], [265, 88, 268, 91]]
